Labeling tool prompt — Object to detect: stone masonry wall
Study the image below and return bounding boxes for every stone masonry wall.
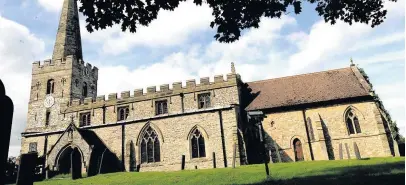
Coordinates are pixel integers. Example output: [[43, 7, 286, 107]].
[[22, 70, 242, 173], [262, 101, 393, 162], [123, 108, 239, 172]]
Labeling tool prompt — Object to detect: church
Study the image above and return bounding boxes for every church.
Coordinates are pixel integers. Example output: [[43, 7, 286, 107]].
[[20, 0, 399, 178]]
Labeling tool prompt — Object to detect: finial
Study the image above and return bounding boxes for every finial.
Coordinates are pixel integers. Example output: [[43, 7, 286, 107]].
[[350, 57, 355, 66], [231, 62, 236, 74]]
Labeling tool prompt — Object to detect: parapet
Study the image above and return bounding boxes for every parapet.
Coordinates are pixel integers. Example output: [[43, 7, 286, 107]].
[[121, 91, 130, 99], [63, 72, 239, 111], [108, 93, 117, 100], [84, 97, 93, 104], [32, 55, 98, 77]]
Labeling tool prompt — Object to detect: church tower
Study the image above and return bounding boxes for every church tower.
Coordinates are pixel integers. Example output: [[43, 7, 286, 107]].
[[25, 0, 98, 132]]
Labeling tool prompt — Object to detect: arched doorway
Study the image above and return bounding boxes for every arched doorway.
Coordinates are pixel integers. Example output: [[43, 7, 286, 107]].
[[71, 148, 82, 179], [293, 138, 304, 161], [56, 146, 82, 179]]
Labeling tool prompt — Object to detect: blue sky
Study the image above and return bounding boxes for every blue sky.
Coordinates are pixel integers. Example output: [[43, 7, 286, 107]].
[[0, 0, 404, 157]]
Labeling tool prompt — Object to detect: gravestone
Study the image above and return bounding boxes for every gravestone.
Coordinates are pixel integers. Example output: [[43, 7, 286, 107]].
[[353, 142, 361, 159], [16, 152, 38, 185], [129, 141, 136, 171], [0, 79, 14, 185], [181, 155, 185, 170]]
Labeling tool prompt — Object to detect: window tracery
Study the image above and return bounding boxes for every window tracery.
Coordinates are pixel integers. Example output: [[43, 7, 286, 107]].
[[140, 126, 160, 163]]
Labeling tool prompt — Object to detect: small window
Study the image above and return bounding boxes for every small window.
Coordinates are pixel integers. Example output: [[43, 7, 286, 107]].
[[46, 79, 55, 94], [29, 142, 37, 152], [198, 93, 211, 109], [45, 111, 51, 126], [80, 112, 91, 126], [345, 109, 361, 134], [75, 79, 79, 87], [155, 100, 168, 115], [82, 82, 88, 97], [118, 106, 130, 121]]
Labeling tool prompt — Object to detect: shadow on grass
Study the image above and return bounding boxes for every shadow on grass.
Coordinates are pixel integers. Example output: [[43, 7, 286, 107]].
[[248, 160, 405, 185]]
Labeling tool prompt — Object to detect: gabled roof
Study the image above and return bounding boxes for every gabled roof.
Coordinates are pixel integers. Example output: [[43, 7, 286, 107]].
[[46, 122, 108, 156], [245, 66, 372, 111]]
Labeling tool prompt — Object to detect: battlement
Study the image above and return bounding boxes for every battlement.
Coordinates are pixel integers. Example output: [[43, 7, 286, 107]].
[[32, 55, 98, 76], [63, 72, 240, 110]]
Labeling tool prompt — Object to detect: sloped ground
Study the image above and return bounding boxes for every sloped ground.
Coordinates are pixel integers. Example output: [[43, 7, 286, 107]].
[[36, 157, 405, 185]]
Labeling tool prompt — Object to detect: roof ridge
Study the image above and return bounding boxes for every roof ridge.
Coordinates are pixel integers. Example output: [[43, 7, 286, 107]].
[[248, 67, 351, 84]]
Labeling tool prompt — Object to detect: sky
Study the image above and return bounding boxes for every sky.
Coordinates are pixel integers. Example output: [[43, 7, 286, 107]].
[[0, 0, 404, 157]]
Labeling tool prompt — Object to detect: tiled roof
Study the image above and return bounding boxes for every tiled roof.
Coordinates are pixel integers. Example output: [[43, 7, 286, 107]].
[[245, 67, 371, 111]]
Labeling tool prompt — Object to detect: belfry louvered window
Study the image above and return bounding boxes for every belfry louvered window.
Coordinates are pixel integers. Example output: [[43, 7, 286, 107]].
[[190, 128, 206, 158], [82, 82, 88, 97], [345, 109, 361, 134], [140, 126, 160, 163], [46, 79, 55, 94], [29, 142, 37, 152]]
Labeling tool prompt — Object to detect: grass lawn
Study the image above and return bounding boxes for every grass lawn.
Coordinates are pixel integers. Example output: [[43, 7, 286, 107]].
[[36, 157, 405, 185]]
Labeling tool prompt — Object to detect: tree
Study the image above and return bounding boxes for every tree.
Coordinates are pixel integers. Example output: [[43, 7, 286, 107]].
[[78, 0, 397, 43], [5, 156, 18, 184]]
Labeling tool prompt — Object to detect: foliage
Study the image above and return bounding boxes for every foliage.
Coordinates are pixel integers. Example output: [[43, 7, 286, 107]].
[[5, 156, 18, 184], [36, 157, 404, 185], [358, 67, 404, 144], [78, 0, 397, 43]]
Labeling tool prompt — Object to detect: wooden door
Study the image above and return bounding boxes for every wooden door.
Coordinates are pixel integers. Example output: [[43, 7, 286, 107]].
[[294, 139, 304, 161]]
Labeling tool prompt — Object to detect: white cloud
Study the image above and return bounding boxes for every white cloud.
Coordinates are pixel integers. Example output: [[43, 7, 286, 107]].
[[349, 32, 404, 52], [287, 21, 372, 74], [81, 1, 213, 55], [0, 15, 46, 157], [37, 0, 64, 13], [356, 50, 405, 65]]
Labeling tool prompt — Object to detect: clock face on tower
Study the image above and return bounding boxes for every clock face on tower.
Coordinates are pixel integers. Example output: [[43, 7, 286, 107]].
[[44, 95, 55, 108]]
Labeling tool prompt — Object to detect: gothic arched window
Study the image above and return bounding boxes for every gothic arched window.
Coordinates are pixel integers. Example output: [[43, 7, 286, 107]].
[[345, 109, 361, 134], [190, 128, 206, 158], [46, 79, 55, 94], [82, 82, 88, 97], [140, 126, 160, 163], [306, 118, 315, 141]]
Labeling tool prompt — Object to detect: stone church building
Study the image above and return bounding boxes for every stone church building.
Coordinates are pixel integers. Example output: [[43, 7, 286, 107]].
[[20, 0, 399, 178]]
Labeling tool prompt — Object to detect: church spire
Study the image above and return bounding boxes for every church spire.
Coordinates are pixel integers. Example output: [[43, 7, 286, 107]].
[[52, 0, 83, 61]]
